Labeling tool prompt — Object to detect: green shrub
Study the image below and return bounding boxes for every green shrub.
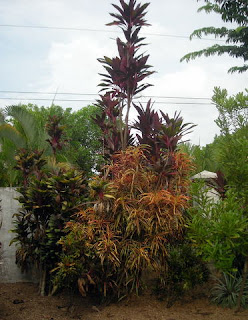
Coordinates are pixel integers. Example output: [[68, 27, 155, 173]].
[[155, 241, 209, 304], [188, 186, 248, 272]]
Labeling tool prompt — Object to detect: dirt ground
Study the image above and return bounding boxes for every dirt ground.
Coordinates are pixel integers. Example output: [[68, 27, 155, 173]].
[[1, 282, 248, 320]]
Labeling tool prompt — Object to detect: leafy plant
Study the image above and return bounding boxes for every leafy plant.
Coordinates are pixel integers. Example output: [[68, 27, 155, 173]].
[[155, 242, 209, 306], [11, 116, 87, 295], [188, 187, 248, 272], [0, 105, 49, 186], [133, 100, 195, 154], [213, 87, 248, 135], [46, 115, 68, 156], [55, 142, 193, 301], [211, 273, 248, 308], [53, 0, 195, 304], [96, 0, 155, 155]]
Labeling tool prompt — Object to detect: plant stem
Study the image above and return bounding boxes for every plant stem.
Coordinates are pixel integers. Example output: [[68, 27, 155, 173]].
[[236, 258, 248, 312], [124, 86, 132, 149]]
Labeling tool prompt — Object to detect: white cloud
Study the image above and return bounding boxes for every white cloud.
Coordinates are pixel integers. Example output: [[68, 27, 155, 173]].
[[35, 34, 116, 106]]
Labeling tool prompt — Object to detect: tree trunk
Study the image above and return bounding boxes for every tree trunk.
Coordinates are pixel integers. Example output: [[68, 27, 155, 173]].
[[40, 267, 47, 296]]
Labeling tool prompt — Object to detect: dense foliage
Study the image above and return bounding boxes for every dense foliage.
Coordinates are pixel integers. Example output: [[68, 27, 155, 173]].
[[55, 143, 193, 300], [156, 241, 209, 306], [0, 105, 48, 186], [0, 104, 102, 186], [52, 0, 198, 303], [187, 87, 248, 310], [10, 116, 87, 295], [188, 185, 248, 272], [25, 104, 102, 174]]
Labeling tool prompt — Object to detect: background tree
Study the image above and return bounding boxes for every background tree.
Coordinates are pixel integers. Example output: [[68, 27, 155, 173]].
[[0, 104, 102, 186], [188, 87, 248, 310], [0, 105, 48, 186], [25, 104, 102, 175], [179, 141, 220, 174], [181, 0, 248, 73], [0, 105, 48, 150], [212, 88, 248, 195]]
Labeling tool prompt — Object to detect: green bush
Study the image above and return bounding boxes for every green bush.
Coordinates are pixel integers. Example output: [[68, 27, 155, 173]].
[[155, 241, 209, 304], [188, 186, 248, 272]]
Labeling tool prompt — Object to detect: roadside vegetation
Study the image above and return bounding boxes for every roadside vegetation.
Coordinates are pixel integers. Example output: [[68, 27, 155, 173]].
[[0, 0, 247, 311]]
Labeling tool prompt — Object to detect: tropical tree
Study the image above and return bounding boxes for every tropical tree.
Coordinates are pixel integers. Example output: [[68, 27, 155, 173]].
[[0, 105, 48, 150], [0, 104, 102, 185], [0, 106, 48, 186], [24, 104, 102, 175], [179, 141, 220, 174], [181, 0, 248, 73]]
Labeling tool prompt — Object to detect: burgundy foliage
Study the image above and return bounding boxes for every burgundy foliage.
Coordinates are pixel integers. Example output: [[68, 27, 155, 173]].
[[96, 0, 154, 154], [94, 0, 195, 161], [46, 115, 68, 155], [133, 100, 195, 153]]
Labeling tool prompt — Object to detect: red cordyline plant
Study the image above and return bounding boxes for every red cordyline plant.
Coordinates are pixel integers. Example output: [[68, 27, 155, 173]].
[[53, 0, 195, 301], [133, 100, 195, 152], [46, 115, 68, 156], [133, 100, 195, 185], [95, 0, 154, 155]]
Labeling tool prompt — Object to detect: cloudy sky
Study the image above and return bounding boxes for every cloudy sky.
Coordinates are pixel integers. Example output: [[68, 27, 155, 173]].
[[0, 0, 247, 145]]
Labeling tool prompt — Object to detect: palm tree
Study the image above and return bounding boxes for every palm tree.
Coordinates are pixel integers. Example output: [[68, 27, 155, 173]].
[[0, 105, 48, 150], [0, 105, 49, 186]]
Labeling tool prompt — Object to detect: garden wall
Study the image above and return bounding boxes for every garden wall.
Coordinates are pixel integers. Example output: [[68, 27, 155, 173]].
[[0, 187, 31, 283]]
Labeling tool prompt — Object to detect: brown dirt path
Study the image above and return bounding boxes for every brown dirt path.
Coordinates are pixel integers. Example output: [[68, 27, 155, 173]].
[[1, 283, 248, 320]]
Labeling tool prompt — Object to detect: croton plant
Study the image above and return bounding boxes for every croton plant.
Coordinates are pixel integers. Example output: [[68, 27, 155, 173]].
[[54, 0, 195, 301]]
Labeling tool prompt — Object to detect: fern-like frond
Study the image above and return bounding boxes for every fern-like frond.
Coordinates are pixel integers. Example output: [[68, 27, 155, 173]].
[[197, 3, 221, 15], [190, 27, 229, 40], [181, 44, 245, 63], [228, 64, 248, 73]]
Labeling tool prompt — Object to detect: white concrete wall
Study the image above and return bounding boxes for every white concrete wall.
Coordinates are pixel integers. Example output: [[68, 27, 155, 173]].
[[0, 187, 31, 283]]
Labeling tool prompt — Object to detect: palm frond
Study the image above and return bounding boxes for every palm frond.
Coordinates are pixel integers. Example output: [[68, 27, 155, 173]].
[[0, 124, 25, 148], [5, 105, 46, 149], [0, 109, 4, 124]]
